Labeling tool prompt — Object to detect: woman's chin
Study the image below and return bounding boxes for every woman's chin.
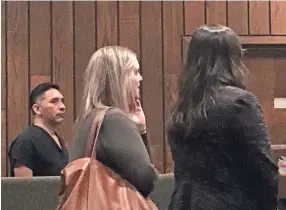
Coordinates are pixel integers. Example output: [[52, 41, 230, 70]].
[[136, 88, 140, 98]]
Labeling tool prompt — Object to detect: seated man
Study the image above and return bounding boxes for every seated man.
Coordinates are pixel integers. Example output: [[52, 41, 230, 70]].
[[9, 83, 69, 177]]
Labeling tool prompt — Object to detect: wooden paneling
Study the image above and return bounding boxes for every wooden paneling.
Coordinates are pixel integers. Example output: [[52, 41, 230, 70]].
[[272, 53, 286, 145], [30, 2, 51, 75], [243, 48, 286, 145], [1, 1, 7, 177], [2, 1, 286, 175], [141, 2, 164, 172], [74, 1, 96, 117], [30, 75, 51, 89], [29, 1, 52, 125], [118, 2, 140, 57], [206, 1, 227, 25], [274, 57, 286, 98], [1, 110, 7, 177], [244, 57, 275, 127], [97, 2, 118, 48], [119, 1, 139, 20], [239, 36, 286, 44], [164, 74, 179, 172], [163, 1, 184, 173], [7, 2, 29, 144], [2, 1, 6, 109], [271, 1, 286, 35], [249, 1, 270, 35], [227, 1, 248, 35], [272, 109, 286, 145], [52, 2, 74, 145], [184, 1, 205, 34]]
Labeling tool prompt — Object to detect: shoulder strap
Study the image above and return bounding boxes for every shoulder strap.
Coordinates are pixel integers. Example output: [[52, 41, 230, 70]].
[[85, 108, 110, 157]]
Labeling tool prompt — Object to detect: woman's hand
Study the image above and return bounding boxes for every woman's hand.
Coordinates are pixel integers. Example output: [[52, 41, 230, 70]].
[[129, 99, 147, 134]]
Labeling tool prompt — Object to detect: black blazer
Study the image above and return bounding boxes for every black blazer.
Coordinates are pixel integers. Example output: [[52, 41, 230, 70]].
[[168, 86, 279, 210]]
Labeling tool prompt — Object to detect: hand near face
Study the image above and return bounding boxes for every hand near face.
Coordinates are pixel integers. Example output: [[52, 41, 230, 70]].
[[129, 99, 146, 133]]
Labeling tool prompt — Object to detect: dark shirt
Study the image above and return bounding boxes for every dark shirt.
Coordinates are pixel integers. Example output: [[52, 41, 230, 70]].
[[168, 86, 279, 210], [70, 108, 158, 198], [9, 125, 69, 176]]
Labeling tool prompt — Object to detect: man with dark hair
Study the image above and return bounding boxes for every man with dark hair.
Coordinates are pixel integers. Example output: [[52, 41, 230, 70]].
[[8, 82, 69, 177]]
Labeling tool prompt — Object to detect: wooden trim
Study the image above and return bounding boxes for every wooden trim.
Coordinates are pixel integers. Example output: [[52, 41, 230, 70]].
[[239, 36, 286, 45], [271, 144, 286, 150], [183, 35, 286, 45]]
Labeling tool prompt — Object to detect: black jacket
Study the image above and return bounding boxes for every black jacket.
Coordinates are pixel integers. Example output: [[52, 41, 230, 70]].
[[168, 86, 279, 210]]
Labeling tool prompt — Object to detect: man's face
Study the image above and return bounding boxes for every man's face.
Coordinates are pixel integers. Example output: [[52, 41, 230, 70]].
[[33, 89, 66, 125]]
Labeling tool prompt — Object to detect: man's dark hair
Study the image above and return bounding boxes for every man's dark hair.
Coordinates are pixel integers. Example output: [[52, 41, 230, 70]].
[[29, 82, 60, 111]]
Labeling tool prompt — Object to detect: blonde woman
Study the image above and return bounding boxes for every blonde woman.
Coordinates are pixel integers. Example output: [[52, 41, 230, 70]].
[[70, 46, 158, 198]]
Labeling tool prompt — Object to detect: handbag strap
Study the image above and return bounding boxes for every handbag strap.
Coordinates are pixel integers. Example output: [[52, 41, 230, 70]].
[[85, 107, 110, 157]]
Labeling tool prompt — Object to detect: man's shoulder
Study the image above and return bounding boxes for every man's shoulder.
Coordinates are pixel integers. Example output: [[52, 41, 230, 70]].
[[10, 126, 40, 147]]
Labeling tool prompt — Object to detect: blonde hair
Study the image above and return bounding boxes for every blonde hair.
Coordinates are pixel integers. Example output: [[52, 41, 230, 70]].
[[76, 46, 139, 124]]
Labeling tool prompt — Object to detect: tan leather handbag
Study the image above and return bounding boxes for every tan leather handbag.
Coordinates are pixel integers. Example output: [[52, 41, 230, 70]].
[[57, 108, 158, 210]]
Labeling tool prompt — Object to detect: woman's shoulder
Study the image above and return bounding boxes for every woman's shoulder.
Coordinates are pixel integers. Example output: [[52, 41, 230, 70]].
[[218, 86, 258, 106], [105, 108, 128, 119], [104, 108, 134, 125]]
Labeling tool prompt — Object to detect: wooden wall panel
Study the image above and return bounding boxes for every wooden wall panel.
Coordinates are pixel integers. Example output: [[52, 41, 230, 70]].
[[30, 75, 51, 89], [2, 1, 286, 175], [239, 36, 286, 45], [184, 1, 205, 34], [244, 57, 275, 130], [29, 2, 52, 124], [271, 1, 286, 35], [163, 2, 184, 79], [119, 1, 139, 21], [249, 1, 270, 35], [52, 2, 74, 145], [182, 36, 190, 64], [227, 1, 248, 35], [272, 54, 286, 145], [243, 48, 286, 145], [29, 2, 51, 76], [163, 1, 184, 173], [206, 1, 227, 25], [1, 110, 7, 177], [119, 2, 140, 57], [1, 1, 7, 177], [2, 1, 6, 109], [7, 2, 29, 144], [274, 57, 286, 98], [74, 1, 96, 117], [97, 2, 118, 48], [141, 2, 164, 172], [271, 109, 286, 145]]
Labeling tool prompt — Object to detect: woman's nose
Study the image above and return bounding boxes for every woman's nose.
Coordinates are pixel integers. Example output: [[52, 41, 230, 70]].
[[139, 73, 143, 81]]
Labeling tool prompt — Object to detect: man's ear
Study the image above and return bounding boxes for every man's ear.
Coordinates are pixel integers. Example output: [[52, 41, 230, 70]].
[[32, 103, 41, 115]]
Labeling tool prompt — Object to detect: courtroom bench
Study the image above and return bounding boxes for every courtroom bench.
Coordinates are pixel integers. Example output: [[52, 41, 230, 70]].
[[1, 173, 174, 210], [2, 145, 285, 210]]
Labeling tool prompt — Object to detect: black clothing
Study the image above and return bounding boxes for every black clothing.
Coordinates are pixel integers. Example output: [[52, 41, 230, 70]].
[[9, 125, 69, 176], [168, 86, 279, 210]]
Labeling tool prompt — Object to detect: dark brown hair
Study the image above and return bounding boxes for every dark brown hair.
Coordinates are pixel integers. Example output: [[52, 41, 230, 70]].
[[169, 24, 248, 141]]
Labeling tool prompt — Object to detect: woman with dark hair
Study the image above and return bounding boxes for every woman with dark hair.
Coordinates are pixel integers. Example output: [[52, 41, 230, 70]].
[[167, 24, 279, 210]]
